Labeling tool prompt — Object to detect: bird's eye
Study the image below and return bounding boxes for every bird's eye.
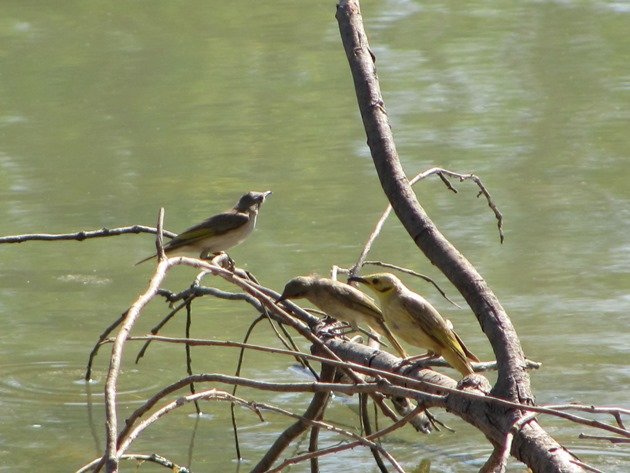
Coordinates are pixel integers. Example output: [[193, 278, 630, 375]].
[[371, 278, 378, 285]]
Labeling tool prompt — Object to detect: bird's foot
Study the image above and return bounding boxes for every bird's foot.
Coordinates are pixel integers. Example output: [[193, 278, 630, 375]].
[[318, 320, 347, 338], [209, 252, 235, 271], [327, 322, 353, 336], [395, 352, 439, 371]]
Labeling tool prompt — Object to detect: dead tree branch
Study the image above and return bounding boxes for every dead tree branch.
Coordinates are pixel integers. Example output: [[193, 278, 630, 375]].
[[336, 1, 585, 471], [0, 225, 176, 244]]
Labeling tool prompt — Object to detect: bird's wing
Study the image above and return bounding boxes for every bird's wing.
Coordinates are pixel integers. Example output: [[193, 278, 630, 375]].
[[399, 292, 464, 351], [452, 330, 480, 362], [399, 291, 475, 375], [165, 211, 249, 250], [327, 283, 383, 321]]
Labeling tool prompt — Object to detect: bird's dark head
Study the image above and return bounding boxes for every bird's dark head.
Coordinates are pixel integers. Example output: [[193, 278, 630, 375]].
[[276, 276, 313, 302], [235, 191, 272, 212]]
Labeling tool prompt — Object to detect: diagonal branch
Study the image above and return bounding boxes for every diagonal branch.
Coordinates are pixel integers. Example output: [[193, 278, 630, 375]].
[[0, 225, 176, 244], [250, 363, 336, 472], [335, 1, 584, 472], [337, 0, 523, 402]]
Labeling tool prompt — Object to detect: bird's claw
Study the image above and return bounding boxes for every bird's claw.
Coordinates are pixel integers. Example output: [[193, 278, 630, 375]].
[[209, 252, 236, 271], [395, 352, 438, 371]]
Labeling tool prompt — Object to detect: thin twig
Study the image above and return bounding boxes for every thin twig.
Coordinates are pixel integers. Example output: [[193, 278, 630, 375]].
[[360, 392, 389, 472], [0, 225, 176, 244], [267, 405, 426, 473], [85, 311, 128, 381], [491, 412, 539, 473], [112, 372, 443, 455], [349, 167, 505, 280], [349, 205, 394, 279], [251, 363, 336, 472], [424, 168, 504, 243], [184, 300, 201, 415], [104, 334, 624, 443], [231, 314, 267, 460], [403, 356, 541, 373], [272, 317, 319, 378], [569, 459, 606, 473], [116, 389, 245, 456], [578, 433, 630, 444], [155, 208, 165, 261], [100, 257, 173, 473], [364, 261, 461, 308], [76, 453, 190, 473], [135, 297, 193, 363], [546, 404, 629, 430]]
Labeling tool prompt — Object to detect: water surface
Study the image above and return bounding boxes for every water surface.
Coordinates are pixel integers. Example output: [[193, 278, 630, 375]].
[[0, 1, 628, 471]]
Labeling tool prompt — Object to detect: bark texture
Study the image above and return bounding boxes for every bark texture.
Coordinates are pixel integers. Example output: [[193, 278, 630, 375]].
[[336, 1, 581, 471]]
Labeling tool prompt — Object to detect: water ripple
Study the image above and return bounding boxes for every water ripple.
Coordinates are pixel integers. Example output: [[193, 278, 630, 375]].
[[0, 361, 163, 406]]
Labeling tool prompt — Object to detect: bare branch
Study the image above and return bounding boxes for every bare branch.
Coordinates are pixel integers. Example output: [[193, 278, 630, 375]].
[[155, 208, 166, 261], [546, 404, 629, 430], [84, 310, 128, 381], [266, 405, 426, 473], [335, 3, 591, 470], [110, 334, 628, 444], [0, 225, 176, 244], [102, 257, 171, 473], [483, 412, 538, 473], [434, 169, 504, 243], [231, 314, 267, 460], [578, 433, 630, 444], [77, 453, 190, 473], [251, 363, 336, 472], [569, 459, 606, 473], [349, 166, 504, 281], [134, 297, 193, 364]]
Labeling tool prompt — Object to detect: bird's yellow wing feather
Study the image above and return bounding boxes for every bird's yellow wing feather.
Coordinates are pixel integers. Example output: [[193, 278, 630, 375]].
[[165, 212, 249, 251], [326, 282, 383, 321], [398, 293, 466, 355], [452, 330, 479, 362], [323, 281, 407, 358]]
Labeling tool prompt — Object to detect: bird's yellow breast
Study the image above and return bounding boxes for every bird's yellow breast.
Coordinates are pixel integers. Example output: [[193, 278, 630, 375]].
[[381, 294, 442, 353]]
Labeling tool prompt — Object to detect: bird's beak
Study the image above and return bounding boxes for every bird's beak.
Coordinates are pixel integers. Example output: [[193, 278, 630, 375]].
[[256, 191, 272, 208], [275, 294, 286, 303], [347, 276, 367, 285]]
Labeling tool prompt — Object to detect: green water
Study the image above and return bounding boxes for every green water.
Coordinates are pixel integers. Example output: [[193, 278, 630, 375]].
[[0, 1, 628, 471]]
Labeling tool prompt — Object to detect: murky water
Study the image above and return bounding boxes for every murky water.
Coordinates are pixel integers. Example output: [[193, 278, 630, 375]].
[[0, 1, 628, 471]]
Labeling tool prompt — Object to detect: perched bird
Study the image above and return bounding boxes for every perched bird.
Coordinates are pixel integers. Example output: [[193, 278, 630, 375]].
[[276, 275, 408, 358], [348, 273, 479, 376], [135, 190, 271, 265]]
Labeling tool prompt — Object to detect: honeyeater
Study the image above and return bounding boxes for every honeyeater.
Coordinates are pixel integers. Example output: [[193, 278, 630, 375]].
[[349, 273, 479, 376], [277, 275, 408, 358], [135, 190, 271, 265]]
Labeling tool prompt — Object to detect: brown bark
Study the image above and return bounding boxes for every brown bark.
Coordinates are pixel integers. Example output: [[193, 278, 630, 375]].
[[335, 1, 581, 471]]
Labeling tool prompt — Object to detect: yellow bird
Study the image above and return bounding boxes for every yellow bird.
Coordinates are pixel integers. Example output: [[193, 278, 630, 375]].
[[277, 276, 408, 358], [136, 191, 271, 265], [349, 273, 479, 376]]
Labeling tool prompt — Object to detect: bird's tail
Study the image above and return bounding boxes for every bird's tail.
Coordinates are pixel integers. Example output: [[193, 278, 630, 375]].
[[134, 254, 156, 266], [441, 334, 475, 376], [373, 320, 408, 358], [453, 331, 480, 362]]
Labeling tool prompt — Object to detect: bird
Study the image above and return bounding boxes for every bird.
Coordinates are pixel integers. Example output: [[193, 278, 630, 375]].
[[348, 273, 479, 376], [276, 275, 408, 358], [135, 190, 271, 265]]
